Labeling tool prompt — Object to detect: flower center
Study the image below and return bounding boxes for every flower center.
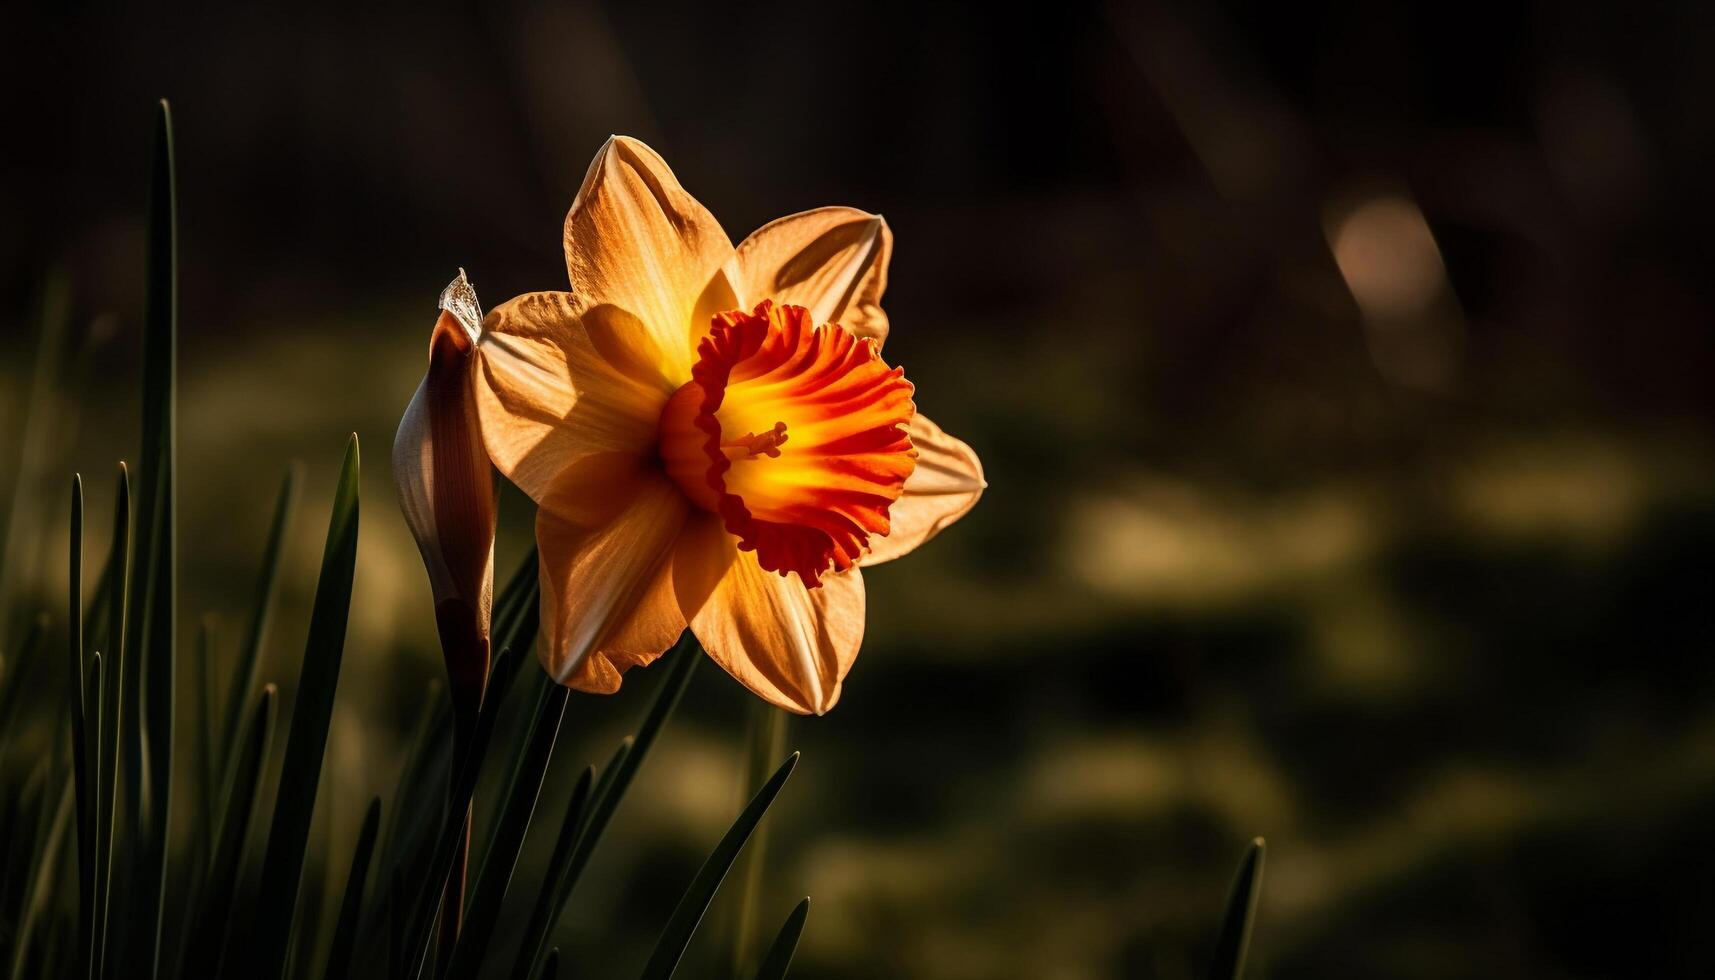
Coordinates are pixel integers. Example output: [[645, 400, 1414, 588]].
[[658, 301, 917, 586]]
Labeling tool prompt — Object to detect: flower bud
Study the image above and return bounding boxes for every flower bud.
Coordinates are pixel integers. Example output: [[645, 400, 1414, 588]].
[[393, 270, 496, 731]]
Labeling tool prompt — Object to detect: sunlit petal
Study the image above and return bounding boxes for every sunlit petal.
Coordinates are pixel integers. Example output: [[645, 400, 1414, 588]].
[[537, 467, 689, 685], [565, 556, 685, 695], [732, 207, 893, 347], [566, 136, 734, 382], [474, 291, 677, 502], [676, 513, 865, 715], [861, 413, 985, 566]]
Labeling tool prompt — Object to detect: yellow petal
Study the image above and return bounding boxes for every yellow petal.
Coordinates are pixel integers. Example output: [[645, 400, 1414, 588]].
[[861, 413, 985, 566], [536, 467, 689, 686], [565, 136, 734, 383], [473, 291, 676, 503], [675, 512, 865, 715], [731, 207, 893, 347]]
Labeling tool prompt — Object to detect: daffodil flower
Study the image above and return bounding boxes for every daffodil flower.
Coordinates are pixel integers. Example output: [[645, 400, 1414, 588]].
[[465, 136, 984, 715]]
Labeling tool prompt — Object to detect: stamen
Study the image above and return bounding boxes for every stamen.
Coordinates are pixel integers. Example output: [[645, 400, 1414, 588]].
[[724, 421, 789, 459]]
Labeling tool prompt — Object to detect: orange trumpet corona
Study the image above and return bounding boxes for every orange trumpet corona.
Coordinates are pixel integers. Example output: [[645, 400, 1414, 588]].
[[658, 301, 917, 586]]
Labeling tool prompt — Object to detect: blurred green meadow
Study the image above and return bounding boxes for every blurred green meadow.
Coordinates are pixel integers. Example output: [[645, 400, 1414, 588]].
[[6, 3, 1715, 978]]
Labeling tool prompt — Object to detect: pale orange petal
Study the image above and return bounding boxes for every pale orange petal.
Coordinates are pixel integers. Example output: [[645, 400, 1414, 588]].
[[731, 207, 893, 347], [536, 467, 689, 686], [565, 136, 734, 383], [861, 413, 985, 566], [473, 291, 677, 502], [563, 556, 685, 695], [675, 512, 865, 715]]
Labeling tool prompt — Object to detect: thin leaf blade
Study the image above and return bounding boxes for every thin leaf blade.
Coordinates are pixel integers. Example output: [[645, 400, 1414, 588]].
[[324, 798, 383, 980], [94, 464, 129, 980], [178, 684, 277, 979], [220, 464, 299, 764], [445, 685, 573, 980], [245, 435, 361, 980], [512, 635, 699, 978], [753, 898, 810, 980], [1206, 837, 1266, 980], [638, 751, 800, 980], [67, 475, 95, 975], [120, 97, 179, 979]]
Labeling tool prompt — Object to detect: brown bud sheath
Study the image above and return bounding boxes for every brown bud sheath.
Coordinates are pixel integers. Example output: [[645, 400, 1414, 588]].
[[424, 310, 493, 719], [394, 273, 496, 734]]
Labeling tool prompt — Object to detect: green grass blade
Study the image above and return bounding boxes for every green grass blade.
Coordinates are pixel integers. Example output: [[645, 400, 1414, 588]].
[[67, 475, 95, 975], [1206, 838, 1266, 980], [377, 683, 447, 912], [492, 545, 539, 644], [508, 759, 599, 980], [69, 476, 84, 665], [94, 464, 129, 980], [178, 684, 276, 979], [9, 776, 74, 980], [512, 635, 699, 978], [727, 702, 788, 976], [246, 434, 360, 980], [471, 644, 531, 776], [324, 797, 383, 980], [427, 644, 534, 975], [478, 559, 546, 788], [170, 615, 219, 973], [753, 898, 809, 980], [400, 652, 515, 980], [582, 738, 630, 829], [471, 548, 539, 735], [535, 949, 557, 980], [84, 653, 104, 980], [472, 651, 549, 909], [639, 751, 798, 980], [445, 685, 572, 980], [116, 97, 178, 980], [569, 633, 698, 853], [221, 464, 298, 765]]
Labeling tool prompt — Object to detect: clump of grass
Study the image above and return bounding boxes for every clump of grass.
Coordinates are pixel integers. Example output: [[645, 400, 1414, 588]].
[[0, 101, 810, 980], [0, 101, 1270, 980]]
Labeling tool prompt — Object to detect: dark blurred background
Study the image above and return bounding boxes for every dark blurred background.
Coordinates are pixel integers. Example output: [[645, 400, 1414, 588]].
[[5, 2, 1715, 977]]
